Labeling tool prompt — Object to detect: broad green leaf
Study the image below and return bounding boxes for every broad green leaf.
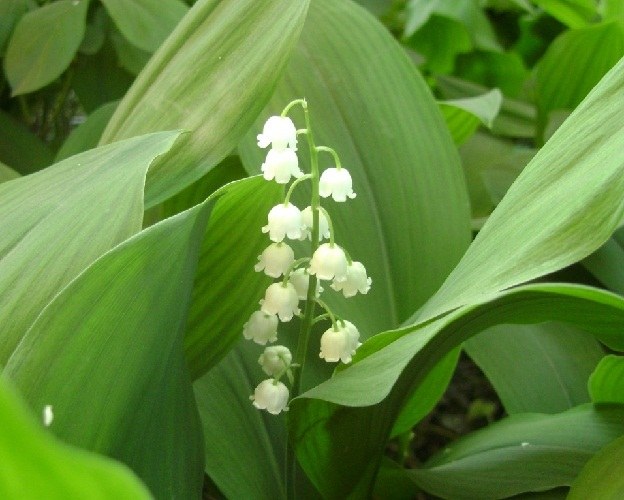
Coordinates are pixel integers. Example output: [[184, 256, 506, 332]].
[[101, 0, 310, 207], [455, 50, 528, 98], [434, 0, 502, 52], [535, 22, 624, 136], [532, 0, 597, 28], [293, 283, 624, 496], [582, 227, 624, 295], [409, 404, 624, 499], [194, 340, 288, 499], [5, 196, 213, 498], [0, 376, 151, 499], [569, 434, 624, 499], [439, 88, 502, 144], [465, 323, 604, 414], [413, 54, 624, 323], [100, 0, 188, 52], [0, 109, 53, 174], [0, 0, 28, 55], [110, 30, 151, 75], [4, 0, 89, 95], [0, 161, 20, 183], [55, 101, 118, 161], [589, 355, 624, 404], [404, 0, 439, 36], [600, 0, 624, 25], [0, 131, 181, 366]]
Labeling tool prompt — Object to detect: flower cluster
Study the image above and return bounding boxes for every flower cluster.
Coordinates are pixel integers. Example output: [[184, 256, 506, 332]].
[[244, 100, 372, 415]]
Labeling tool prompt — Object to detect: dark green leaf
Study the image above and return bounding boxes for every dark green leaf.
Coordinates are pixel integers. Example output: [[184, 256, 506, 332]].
[[0, 0, 28, 55], [0, 109, 53, 174], [589, 355, 624, 404], [532, 0, 597, 28]]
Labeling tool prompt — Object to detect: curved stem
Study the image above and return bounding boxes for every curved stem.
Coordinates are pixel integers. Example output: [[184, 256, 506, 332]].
[[281, 257, 311, 285], [283, 174, 312, 205], [316, 145, 342, 168], [317, 206, 335, 246], [314, 297, 339, 331], [282, 98, 307, 117]]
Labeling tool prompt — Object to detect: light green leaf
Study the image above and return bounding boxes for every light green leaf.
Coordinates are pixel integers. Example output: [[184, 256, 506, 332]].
[[5, 195, 213, 498], [582, 227, 624, 295], [55, 101, 118, 162], [439, 88, 502, 144], [465, 323, 604, 414], [4, 0, 89, 95], [532, 0, 598, 28], [404, 0, 439, 36], [535, 22, 624, 135], [101, 0, 310, 207], [0, 376, 151, 499], [0, 109, 53, 174], [293, 284, 624, 497], [413, 54, 624, 323], [110, 30, 151, 75], [0, 131, 181, 366], [409, 404, 624, 499], [600, 0, 624, 24], [434, 0, 502, 52], [100, 0, 188, 53], [589, 355, 624, 404], [569, 433, 624, 499], [0, 0, 28, 55], [0, 161, 20, 184]]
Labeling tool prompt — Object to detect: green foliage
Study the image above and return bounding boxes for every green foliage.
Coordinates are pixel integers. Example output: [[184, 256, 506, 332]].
[[589, 355, 624, 404], [569, 434, 624, 499]]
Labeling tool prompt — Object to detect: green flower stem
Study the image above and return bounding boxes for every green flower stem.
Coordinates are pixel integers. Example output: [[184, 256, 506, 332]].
[[317, 206, 336, 246], [285, 99, 320, 500], [281, 257, 311, 286], [311, 313, 331, 325], [313, 297, 339, 331], [283, 174, 312, 205], [316, 145, 342, 168]]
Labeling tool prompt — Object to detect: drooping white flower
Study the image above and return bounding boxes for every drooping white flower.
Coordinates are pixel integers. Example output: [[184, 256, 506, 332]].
[[319, 321, 361, 363], [260, 282, 300, 321], [255, 242, 295, 278], [258, 345, 292, 377], [300, 206, 330, 241], [243, 310, 279, 345], [43, 405, 54, 427], [308, 243, 348, 281], [262, 203, 303, 242], [251, 379, 289, 414], [261, 148, 303, 184], [319, 167, 356, 202], [257, 116, 297, 151], [289, 268, 322, 299], [330, 261, 372, 297]]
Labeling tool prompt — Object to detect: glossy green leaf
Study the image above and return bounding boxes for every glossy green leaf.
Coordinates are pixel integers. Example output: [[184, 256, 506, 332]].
[[532, 0, 597, 28], [600, 0, 624, 24], [589, 355, 624, 404], [409, 404, 624, 499], [535, 22, 624, 134], [439, 88, 502, 144], [0, 377, 151, 499], [0, 0, 28, 55], [55, 101, 118, 162], [4, 0, 89, 95], [414, 54, 624, 322], [293, 284, 624, 496], [569, 433, 624, 499], [101, 0, 310, 207], [100, 0, 188, 52], [5, 196, 213, 498], [0, 109, 53, 174], [582, 227, 624, 295], [0, 131, 181, 366], [465, 322, 604, 414]]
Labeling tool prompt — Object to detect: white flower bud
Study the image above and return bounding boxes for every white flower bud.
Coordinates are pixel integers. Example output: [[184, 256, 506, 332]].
[[257, 116, 297, 151], [262, 203, 303, 242], [261, 148, 303, 184], [255, 242, 295, 278], [289, 268, 323, 299], [259, 282, 300, 321], [300, 206, 330, 241], [258, 345, 292, 377], [319, 167, 356, 202], [330, 261, 372, 297], [308, 243, 348, 281], [243, 310, 279, 345], [319, 321, 361, 364], [251, 379, 289, 415]]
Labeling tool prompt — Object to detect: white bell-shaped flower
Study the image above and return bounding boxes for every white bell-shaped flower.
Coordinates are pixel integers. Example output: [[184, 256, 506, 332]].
[[330, 261, 372, 297], [258, 345, 292, 377], [262, 203, 303, 242], [289, 268, 323, 299], [257, 116, 297, 151], [300, 206, 330, 241], [251, 379, 289, 414], [260, 282, 300, 321], [243, 310, 279, 345], [308, 243, 348, 281], [261, 148, 303, 184], [319, 167, 356, 202], [319, 321, 360, 363], [255, 242, 295, 278]]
